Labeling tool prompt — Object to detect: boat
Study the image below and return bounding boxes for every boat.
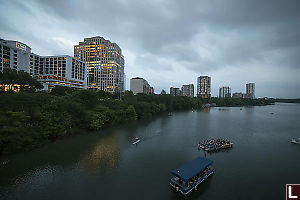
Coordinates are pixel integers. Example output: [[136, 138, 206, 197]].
[[204, 143, 233, 151], [170, 157, 214, 195], [132, 137, 141, 145], [291, 138, 300, 144], [168, 112, 172, 116], [199, 139, 233, 152]]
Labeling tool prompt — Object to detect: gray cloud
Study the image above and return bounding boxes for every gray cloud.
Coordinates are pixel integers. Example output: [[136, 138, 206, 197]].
[[0, 0, 300, 97]]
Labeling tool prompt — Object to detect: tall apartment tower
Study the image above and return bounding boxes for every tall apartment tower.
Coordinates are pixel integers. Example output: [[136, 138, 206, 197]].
[[197, 76, 211, 98], [130, 77, 150, 94], [74, 36, 124, 92], [219, 86, 231, 98], [182, 84, 194, 97], [246, 83, 255, 99]]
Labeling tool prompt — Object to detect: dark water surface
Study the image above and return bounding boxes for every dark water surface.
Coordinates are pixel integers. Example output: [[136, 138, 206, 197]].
[[0, 103, 300, 200]]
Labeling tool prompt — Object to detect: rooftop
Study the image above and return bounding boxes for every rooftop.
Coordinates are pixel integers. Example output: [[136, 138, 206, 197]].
[[171, 157, 213, 182]]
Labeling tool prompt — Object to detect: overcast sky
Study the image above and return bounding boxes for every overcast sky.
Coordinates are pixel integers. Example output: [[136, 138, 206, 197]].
[[1, 0, 300, 98]]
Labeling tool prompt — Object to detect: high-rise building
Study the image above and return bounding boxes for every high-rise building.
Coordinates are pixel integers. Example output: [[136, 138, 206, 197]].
[[0, 39, 87, 90], [181, 84, 194, 97], [150, 87, 154, 94], [74, 36, 124, 92], [246, 83, 255, 99], [219, 86, 231, 98], [130, 77, 150, 94], [197, 76, 211, 98], [170, 87, 181, 96], [0, 39, 31, 73]]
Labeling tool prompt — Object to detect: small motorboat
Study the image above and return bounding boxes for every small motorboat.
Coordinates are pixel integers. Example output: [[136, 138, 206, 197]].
[[291, 138, 300, 144], [132, 137, 141, 145]]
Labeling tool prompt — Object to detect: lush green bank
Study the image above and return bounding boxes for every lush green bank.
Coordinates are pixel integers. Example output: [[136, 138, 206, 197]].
[[273, 98, 300, 103], [201, 97, 275, 107], [0, 87, 274, 155], [0, 87, 203, 155]]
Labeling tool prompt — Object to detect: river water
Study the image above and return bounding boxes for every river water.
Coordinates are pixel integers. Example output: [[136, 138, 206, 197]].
[[0, 103, 299, 200]]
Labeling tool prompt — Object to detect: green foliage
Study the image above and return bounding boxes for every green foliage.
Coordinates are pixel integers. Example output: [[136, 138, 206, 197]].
[[71, 90, 99, 109], [124, 91, 137, 105], [50, 86, 74, 96], [89, 111, 108, 130], [0, 68, 43, 92], [274, 98, 300, 103], [0, 111, 43, 154], [202, 97, 274, 107]]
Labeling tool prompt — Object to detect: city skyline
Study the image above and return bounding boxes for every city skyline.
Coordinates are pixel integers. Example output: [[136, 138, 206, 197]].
[[1, 0, 300, 98]]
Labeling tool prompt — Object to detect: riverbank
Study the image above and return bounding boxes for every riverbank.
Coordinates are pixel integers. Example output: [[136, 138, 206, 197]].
[[273, 98, 300, 103], [0, 87, 274, 155], [0, 87, 202, 155]]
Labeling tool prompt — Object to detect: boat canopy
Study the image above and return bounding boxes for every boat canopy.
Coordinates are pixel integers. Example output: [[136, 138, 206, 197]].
[[171, 157, 213, 182]]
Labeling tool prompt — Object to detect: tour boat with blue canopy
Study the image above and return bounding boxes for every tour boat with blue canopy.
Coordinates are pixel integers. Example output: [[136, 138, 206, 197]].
[[170, 157, 214, 195]]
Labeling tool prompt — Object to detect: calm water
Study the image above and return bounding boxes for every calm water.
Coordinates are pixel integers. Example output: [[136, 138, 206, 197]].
[[0, 103, 300, 200]]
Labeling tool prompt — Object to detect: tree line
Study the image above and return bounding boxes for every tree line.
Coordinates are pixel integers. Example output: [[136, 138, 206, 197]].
[[0, 68, 43, 92], [0, 69, 274, 154], [0, 85, 205, 154]]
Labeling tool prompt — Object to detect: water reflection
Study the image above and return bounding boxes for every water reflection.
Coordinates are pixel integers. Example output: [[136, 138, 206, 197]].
[[78, 134, 120, 173], [200, 107, 210, 112]]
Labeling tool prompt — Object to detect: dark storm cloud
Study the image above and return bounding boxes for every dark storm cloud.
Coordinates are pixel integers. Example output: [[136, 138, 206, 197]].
[[11, 0, 300, 70], [1, 0, 300, 97]]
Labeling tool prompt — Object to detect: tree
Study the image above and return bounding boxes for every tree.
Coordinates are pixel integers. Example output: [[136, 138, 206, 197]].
[[50, 86, 74, 96], [0, 68, 42, 92]]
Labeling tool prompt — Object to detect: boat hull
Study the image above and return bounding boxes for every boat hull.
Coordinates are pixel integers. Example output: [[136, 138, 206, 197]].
[[291, 140, 300, 144], [132, 139, 141, 145]]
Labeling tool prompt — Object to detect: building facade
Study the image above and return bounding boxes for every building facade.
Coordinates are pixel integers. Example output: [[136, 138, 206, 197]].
[[246, 83, 255, 99], [0, 39, 86, 90], [170, 87, 181, 96], [197, 76, 211, 98], [219, 86, 231, 98], [130, 77, 150, 94], [74, 36, 124, 92], [181, 84, 194, 97], [0, 39, 31, 73], [232, 92, 249, 99], [30, 54, 86, 90], [150, 87, 154, 94]]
